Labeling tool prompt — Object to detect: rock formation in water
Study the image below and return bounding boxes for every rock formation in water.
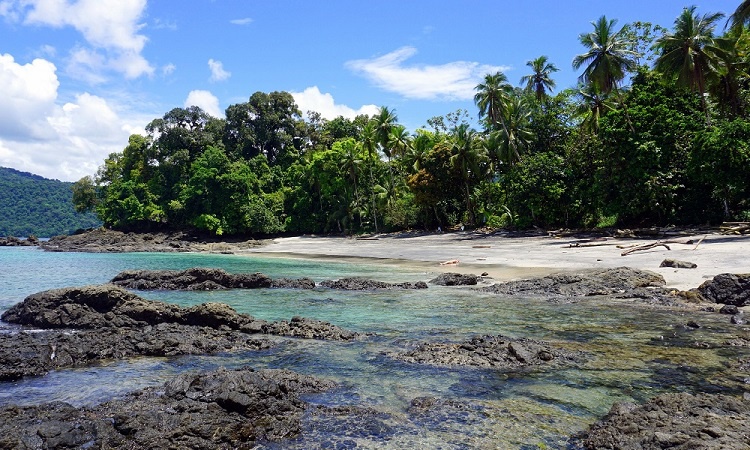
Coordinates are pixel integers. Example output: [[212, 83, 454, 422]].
[[110, 267, 316, 291], [0, 284, 360, 380], [695, 273, 750, 307], [429, 272, 479, 286], [0, 367, 336, 448], [577, 392, 750, 449], [391, 334, 581, 369], [318, 277, 428, 290]]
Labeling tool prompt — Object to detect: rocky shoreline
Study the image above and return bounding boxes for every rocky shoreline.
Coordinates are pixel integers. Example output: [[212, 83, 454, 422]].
[[2, 229, 750, 447]]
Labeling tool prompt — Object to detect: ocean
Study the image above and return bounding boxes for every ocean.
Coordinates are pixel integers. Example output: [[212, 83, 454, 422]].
[[0, 246, 746, 448]]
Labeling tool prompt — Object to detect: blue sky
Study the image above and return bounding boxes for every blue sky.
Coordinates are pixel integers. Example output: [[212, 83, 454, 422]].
[[0, 0, 739, 181]]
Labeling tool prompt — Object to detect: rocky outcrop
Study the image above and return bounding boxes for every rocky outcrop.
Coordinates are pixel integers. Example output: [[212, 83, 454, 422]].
[[696, 273, 750, 306], [264, 316, 360, 340], [577, 393, 750, 449], [319, 277, 428, 290], [2, 284, 359, 339], [0, 236, 38, 246], [660, 258, 697, 269], [391, 334, 581, 369], [0, 367, 336, 448], [480, 267, 666, 299], [40, 228, 263, 253], [111, 268, 317, 290], [0, 324, 271, 381], [429, 273, 479, 286]]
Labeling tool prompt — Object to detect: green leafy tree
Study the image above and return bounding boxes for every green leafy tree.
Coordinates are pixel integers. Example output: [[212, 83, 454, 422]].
[[474, 72, 513, 134]]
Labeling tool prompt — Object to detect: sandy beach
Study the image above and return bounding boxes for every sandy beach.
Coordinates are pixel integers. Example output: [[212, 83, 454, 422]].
[[244, 231, 750, 291]]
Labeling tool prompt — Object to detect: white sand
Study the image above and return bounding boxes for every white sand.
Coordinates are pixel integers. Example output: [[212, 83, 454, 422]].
[[243, 232, 750, 291]]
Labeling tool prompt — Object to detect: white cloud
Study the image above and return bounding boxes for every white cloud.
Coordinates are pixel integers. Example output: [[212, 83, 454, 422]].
[[161, 63, 176, 76], [291, 86, 378, 120], [184, 90, 222, 118], [2, 0, 153, 79], [208, 58, 231, 82], [230, 17, 252, 25], [346, 46, 509, 101], [0, 52, 150, 181]]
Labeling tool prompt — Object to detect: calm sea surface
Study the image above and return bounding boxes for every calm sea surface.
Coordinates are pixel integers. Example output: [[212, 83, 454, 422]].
[[0, 246, 747, 448]]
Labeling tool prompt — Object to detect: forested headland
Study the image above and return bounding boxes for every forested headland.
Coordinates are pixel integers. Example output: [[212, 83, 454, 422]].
[[73, 4, 750, 236], [0, 167, 101, 237]]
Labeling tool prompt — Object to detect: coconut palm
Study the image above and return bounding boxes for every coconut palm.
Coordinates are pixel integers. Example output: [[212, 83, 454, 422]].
[[500, 96, 534, 164], [520, 56, 559, 102], [573, 16, 638, 131], [728, 0, 750, 29], [574, 84, 617, 133], [361, 120, 380, 231], [474, 72, 513, 134], [655, 6, 724, 123], [450, 124, 486, 225]]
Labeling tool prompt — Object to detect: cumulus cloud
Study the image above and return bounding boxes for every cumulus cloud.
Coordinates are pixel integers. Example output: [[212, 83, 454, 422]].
[[230, 17, 253, 25], [346, 46, 509, 101], [291, 86, 378, 120], [0, 52, 149, 181], [184, 90, 222, 118], [1, 0, 153, 80], [161, 63, 176, 76], [208, 58, 231, 82]]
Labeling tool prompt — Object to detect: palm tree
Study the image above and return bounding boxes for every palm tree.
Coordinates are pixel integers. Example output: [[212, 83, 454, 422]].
[[474, 72, 513, 135], [655, 6, 724, 123], [574, 84, 617, 133], [573, 16, 638, 131], [500, 96, 534, 164], [709, 31, 750, 117], [450, 124, 487, 225], [388, 125, 412, 161], [728, 0, 750, 29], [520, 56, 559, 102], [361, 121, 380, 232]]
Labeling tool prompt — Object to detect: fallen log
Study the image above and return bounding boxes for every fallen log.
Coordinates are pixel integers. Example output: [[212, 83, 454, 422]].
[[621, 242, 671, 256]]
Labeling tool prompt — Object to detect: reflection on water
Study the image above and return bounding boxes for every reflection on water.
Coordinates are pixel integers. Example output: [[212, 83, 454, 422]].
[[0, 247, 748, 448]]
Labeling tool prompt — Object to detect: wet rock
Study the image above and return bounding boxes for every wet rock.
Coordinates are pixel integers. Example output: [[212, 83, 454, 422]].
[[660, 258, 697, 269], [720, 304, 741, 315], [731, 315, 746, 325], [576, 393, 750, 449], [0, 236, 37, 246], [0, 324, 271, 381], [697, 273, 750, 306], [319, 277, 428, 290], [429, 273, 479, 286], [272, 277, 317, 289], [390, 334, 581, 369], [40, 228, 264, 253], [685, 320, 701, 329], [480, 267, 666, 299], [0, 367, 336, 448], [263, 316, 360, 341], [111, 267, 273, 290]]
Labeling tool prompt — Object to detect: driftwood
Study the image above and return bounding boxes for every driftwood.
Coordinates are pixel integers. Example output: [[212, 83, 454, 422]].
[[692, 234, 708, 251], [621, 242, 671, 256], [721, 222, 750, 235]]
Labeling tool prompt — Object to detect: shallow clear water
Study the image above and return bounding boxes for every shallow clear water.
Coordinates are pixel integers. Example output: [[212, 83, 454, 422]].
[[0, 246, 748, 448]]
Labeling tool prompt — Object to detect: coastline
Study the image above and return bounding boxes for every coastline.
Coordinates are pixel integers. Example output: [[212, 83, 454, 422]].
[[241, 231, 750, 291]]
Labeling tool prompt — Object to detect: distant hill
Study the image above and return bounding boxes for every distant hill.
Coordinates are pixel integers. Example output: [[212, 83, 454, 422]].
[[0, 167, 101, 237]]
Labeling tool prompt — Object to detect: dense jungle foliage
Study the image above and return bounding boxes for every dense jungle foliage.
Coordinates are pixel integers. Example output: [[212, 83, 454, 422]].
[[74, 4, 750, 236], [0, 167, 101, 237]]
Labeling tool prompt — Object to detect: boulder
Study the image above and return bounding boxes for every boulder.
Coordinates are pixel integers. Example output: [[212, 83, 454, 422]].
[[429, 273, 479, 286], [660, 258, 697, 269], [697, 273, 750, 306]]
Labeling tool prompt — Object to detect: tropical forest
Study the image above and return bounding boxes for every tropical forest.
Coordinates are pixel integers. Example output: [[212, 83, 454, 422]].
[[73, 4, 750, 236]]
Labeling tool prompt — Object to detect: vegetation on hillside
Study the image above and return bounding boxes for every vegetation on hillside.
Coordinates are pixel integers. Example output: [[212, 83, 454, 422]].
[[74, 4, 750, 235], [0, 167, 101, 237]]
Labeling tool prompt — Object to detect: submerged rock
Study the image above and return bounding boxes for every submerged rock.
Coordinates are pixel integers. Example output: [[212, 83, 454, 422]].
[[696, 273, 750, 306], [429, 273, 479, 286], [319, 277, 428, 290], [576, 392, 750, 449], [480, 267, 666, 299], [391, 334, 580, 369], [0, 367, 336, 448]]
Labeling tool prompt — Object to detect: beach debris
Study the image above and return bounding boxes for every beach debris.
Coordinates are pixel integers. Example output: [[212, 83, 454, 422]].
[[620, 241, 671, 256], [439, 259, 460, 265], [566, 237, 613, 248], [720, 221, 750, 235]]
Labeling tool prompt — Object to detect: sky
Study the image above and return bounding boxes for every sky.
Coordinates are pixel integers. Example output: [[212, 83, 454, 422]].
[[0, 0, 740, 182]]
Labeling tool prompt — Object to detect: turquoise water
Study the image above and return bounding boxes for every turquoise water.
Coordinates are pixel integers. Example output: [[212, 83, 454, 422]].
[[0, 246, 748, 448]]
